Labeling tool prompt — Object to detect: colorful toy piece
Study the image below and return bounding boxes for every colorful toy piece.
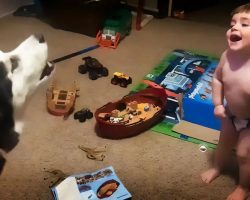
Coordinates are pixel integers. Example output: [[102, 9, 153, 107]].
[[96, 9, 132, 49], [111, 72, 132, 88], [95, 88, 167, 139], [78, 56, 109, 80], [46, 82, 79, 119]]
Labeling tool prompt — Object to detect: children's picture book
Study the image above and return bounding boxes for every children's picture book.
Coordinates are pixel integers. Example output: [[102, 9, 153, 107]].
[[51, 166, 131, 200]]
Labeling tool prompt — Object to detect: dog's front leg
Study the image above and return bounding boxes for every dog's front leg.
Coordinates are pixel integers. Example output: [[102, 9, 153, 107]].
[[13, 105, 25, 134], [14, 120, 24, 134]]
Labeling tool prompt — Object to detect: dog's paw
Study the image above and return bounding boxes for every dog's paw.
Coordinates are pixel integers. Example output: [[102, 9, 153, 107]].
[[14, 121, 24, 134]]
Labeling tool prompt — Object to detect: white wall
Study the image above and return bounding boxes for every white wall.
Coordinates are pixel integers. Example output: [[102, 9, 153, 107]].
[[0, 0, 33, 17]]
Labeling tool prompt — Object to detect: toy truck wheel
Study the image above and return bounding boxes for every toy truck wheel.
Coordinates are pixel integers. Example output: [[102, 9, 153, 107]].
[[111, 77, 119, 85], [89, 71, 98, 80], [120, 79, 128, 88], [128, 77, 132, 84], [78, 65, 88, 74], [82, 56, 91, 61], [74, 111, 81, 120], [102, 67, 109, 77], [86, 110, 93, 119], [79, 114, 86, 122]]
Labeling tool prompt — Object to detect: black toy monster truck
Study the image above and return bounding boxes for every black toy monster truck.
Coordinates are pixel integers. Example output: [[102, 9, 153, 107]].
[[74, 108, 93, 122], [78, 56, 109, 80]]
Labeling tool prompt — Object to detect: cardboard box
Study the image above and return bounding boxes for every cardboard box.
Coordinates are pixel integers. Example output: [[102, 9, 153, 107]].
[[132, 49, 222, 145], [182, 61, 221, 130], [173, 120, 220, 145]]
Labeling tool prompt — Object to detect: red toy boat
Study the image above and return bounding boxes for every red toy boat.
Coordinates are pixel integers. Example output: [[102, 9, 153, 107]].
[[95, 88, 167, 139]]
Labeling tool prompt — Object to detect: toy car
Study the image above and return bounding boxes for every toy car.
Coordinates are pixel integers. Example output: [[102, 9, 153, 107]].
[[111, 72, 132, 88], [96, 9, 132, 49], [78, 56, 109, 80], [74, 108, 93, 122]]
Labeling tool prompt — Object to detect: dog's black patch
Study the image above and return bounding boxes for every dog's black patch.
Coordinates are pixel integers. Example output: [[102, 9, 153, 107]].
[[0, 62, 17, 151], [10, 56, 19, 73], [0, 154, 6, 175], [0, 62, 7, 80]]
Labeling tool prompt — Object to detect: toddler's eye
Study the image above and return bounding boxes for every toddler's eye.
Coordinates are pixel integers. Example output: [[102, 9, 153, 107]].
[[230, 24, 235, 28], [242, 23, 249, 27]]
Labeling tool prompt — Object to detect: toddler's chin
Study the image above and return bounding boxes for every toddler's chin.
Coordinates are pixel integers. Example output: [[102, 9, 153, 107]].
[[228, 45, 242, 52]]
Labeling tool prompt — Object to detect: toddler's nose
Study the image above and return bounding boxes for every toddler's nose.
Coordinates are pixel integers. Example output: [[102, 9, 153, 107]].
[[231, 23, 240, 31]]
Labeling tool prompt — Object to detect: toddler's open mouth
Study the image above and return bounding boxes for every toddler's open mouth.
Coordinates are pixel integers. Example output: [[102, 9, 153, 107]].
[[230, 34, 242, 42]]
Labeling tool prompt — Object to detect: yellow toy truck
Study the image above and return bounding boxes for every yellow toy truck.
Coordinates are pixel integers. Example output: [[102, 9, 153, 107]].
[[111, 72, 132, 88]]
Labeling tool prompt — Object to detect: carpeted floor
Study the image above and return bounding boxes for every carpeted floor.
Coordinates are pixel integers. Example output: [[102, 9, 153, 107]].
[[0, 1, 247, 200]]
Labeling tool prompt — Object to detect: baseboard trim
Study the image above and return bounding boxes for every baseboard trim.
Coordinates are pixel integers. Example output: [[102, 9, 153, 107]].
[[0, 10, 15, 18]]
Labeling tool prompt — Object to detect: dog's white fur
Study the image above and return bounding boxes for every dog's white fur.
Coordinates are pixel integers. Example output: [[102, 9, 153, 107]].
[[0, 34, 53, 134]]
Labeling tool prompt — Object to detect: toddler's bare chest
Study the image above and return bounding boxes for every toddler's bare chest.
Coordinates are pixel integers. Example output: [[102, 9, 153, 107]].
[[223, 64, 250, 88]]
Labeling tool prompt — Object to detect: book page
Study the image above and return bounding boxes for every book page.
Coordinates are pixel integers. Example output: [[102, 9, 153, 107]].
[[55, 177, 85, 200]]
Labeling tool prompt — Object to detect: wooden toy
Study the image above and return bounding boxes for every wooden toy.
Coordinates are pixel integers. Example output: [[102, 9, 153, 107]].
[[46, 82, 79, 118]]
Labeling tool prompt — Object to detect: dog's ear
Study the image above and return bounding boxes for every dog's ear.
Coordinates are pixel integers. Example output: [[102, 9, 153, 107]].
[[10, 56, 19, 73]]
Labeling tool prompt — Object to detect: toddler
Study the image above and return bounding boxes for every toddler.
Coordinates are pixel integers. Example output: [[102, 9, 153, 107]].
[[201, 3, 250, 200]]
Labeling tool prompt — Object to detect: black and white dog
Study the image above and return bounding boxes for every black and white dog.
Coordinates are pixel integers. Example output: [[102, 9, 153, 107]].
[[0, 34, 54, 144]]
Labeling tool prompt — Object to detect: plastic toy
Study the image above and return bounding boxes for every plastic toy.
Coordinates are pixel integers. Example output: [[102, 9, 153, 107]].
[[74, 108, 93, 122], [143, 79, 178, 98], [111, 72, 132, 88], [96, 9, 132, 49], [78, 56, 109, 80], [46, 82, 79, 118], [95, 88, 167, 139]]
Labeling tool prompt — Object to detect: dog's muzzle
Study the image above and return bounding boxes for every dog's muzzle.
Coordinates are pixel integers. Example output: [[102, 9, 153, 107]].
[[40, 62, 54, 80]]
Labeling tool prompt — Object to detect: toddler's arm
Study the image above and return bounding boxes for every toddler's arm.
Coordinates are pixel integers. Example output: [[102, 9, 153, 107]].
[[212, 52, 227, 119]]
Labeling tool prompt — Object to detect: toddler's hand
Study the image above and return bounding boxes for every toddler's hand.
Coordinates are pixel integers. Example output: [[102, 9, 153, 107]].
[[214, 105, 227, 119]]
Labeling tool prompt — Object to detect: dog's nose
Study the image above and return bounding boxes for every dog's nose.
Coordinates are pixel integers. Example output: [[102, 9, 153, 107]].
[[34, 33, 45, 43]]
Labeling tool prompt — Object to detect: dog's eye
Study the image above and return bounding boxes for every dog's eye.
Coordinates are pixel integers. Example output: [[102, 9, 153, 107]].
[[10, 56, 19, 73]]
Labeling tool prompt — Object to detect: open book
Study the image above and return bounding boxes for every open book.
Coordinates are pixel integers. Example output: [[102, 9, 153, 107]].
[[51, 166, 131, 200]]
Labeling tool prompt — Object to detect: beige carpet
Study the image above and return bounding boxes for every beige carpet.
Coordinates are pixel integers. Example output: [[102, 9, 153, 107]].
[[0, 8, 243, 200]]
